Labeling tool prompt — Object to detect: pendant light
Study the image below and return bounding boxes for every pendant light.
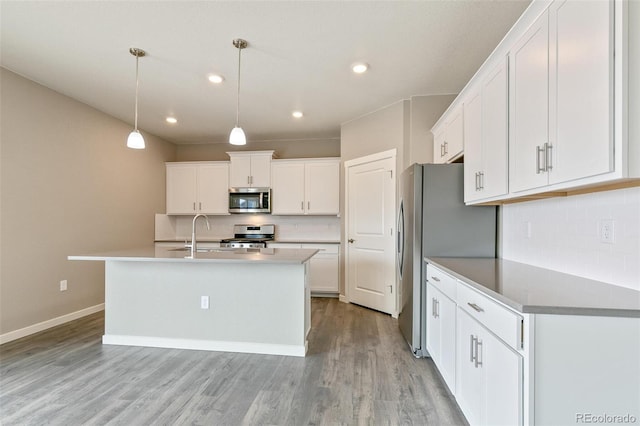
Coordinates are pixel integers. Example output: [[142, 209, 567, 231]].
[[127, 47, 146, 149], [229, 38, 248, 145]]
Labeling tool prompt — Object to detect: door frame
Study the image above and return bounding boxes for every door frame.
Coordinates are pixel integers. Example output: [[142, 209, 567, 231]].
[[343, 148, 397, 316]]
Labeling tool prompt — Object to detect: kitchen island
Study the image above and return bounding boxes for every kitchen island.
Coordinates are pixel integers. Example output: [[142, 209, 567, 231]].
[[69, 246, 317, 357]]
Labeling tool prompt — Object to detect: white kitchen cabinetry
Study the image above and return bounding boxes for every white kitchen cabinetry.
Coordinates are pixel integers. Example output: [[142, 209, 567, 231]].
[[268, 242, 339, 294], [509, 1, 613, 193], [425, 282, 456, 394], [456, 308, 522, 426], [464, 57, 509, 204], [427, 260, 640, 426], [227, 151, 273, 188], [271, 158, 339, 215], [166, 162, 229, 215], [432, 105, 464, 164]]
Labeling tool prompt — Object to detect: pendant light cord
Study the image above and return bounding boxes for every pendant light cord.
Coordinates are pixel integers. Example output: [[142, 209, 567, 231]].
[[236, 45, 242, 128], [134, 54, 140, 132]]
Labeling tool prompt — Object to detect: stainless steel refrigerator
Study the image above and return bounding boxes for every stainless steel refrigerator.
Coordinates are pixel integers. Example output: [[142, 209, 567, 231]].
[[397, 163, 496, 357]]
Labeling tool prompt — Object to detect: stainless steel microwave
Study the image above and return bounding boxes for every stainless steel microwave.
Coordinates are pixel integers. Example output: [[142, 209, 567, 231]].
[[229, 188, 271, 213]]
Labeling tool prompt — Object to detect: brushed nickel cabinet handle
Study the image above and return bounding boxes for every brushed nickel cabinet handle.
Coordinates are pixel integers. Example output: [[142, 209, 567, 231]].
[[467, 302, 484, 313], [470, 335, 476, 363], [475, 339, 483, 368], [430, 276, 440, 282]]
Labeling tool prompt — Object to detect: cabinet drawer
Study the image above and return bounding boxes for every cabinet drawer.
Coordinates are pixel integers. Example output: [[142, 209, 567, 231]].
[[301, 244, 339, 254], [457, 282, 522, 350], [426, 264, 457, 301]]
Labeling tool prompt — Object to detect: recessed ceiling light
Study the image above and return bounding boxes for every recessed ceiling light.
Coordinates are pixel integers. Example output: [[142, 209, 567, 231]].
[[208, 74, 224, 84], [292, 111, 304, 118], [165, 117, 178, 124], [352, 63, 369, 74]]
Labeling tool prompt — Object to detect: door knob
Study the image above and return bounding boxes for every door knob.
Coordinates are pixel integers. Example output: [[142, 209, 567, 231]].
[[348, 239, 355, 243]]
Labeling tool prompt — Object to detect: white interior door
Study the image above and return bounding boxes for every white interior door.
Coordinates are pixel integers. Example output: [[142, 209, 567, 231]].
[[345, 152, 396, 315]]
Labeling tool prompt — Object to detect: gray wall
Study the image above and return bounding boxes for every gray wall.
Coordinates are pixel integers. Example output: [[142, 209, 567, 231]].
[[338, 95, 457, 296], [0, 68, 176, 336], [176, 138, 340, 161], [408, 94, 456, 166]]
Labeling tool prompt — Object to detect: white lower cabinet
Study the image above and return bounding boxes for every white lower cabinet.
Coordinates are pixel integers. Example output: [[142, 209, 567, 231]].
[[426, 282, 456, 394], [268, 243, 339, 294], [456, 308, 523, 426]]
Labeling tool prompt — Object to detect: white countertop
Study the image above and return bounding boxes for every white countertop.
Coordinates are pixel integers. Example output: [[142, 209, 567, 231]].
[[427, 257, 640, 317], [69, 246, 318, 264]]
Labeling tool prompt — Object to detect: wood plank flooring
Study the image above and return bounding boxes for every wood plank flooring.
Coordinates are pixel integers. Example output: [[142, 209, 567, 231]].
[[0, 298, 466, 425]]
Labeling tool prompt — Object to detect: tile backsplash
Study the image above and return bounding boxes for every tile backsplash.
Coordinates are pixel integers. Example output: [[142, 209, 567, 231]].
[[501, 186, 640, 291], [156, 213, 341, 243]]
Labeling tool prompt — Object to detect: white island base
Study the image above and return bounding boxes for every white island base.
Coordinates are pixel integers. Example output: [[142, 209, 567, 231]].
[[71, 247, 315, 357]]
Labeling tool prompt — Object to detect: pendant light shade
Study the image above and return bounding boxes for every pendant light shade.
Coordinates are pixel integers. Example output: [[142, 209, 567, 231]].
[[127, 130, 145, 149], [127, 47, 146, 149], [230, 39, 248, 145], [229, 127, 246, 145]]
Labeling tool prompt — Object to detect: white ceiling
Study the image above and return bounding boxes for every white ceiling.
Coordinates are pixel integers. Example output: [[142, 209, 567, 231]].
[[1, 0, 530, 145]]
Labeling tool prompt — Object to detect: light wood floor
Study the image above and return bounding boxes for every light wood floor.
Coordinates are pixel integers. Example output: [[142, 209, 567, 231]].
[[0, 298, 466, 425]]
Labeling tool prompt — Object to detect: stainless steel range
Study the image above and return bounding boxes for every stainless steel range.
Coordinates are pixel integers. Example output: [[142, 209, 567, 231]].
[[220, 224, 275, 248]]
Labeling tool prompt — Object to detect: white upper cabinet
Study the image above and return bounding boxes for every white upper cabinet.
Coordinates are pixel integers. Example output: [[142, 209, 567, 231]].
[[433, 105, 464, 164], [271, 158, 340, 215], [227, 151, 274, 188], [437, 0, 638, 203], [509, 0, 613, 193], [548, 0, 613, 185], [271, 162, 306, 214], [166, 162, 229, 215], [464, 57, 509, 204]]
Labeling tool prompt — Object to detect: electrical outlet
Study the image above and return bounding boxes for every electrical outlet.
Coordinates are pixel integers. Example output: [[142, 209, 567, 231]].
[[600, 219, 615, 244], [200, 296, 209, 310], [60, 280, 68, 291]]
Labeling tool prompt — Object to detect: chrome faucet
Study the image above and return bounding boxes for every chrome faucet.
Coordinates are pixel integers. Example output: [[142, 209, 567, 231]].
[[190, 214, 210, 257]]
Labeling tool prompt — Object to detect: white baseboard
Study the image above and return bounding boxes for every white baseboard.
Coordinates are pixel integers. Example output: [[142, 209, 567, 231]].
[[0, 304, 105, 345], [339, 294, 348, 303], [103, 334, 307, 357]]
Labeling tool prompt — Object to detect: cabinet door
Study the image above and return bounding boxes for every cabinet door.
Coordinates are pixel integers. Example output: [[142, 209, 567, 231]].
[[229, 156, 252, 187], [456, 308, 484, 426], [463, 90, 483, 203], [509, 10, 550, 193], [166, 165, 197, 214], [445, 106, 464, 162], [481, 57, 509, 199], [433, 125, 447, 164], [197, 163, 229, 215], [271, 162, 305, 215], [483, 327, 522, 426], [250, 154, 272, 188], [438, 293, 457, 394], [426, 283, 441, 363], [302, 244, 339, 293], [548, 0, 613, 185], [306, 161, 339, 215]]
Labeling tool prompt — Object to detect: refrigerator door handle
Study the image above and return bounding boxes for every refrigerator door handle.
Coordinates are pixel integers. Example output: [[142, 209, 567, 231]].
[[397, 201, 405, 278]]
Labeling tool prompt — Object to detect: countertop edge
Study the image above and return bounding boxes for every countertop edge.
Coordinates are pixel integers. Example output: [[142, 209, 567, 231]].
[[69, 248, 319, 265], [425, 257, 640, 318]]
